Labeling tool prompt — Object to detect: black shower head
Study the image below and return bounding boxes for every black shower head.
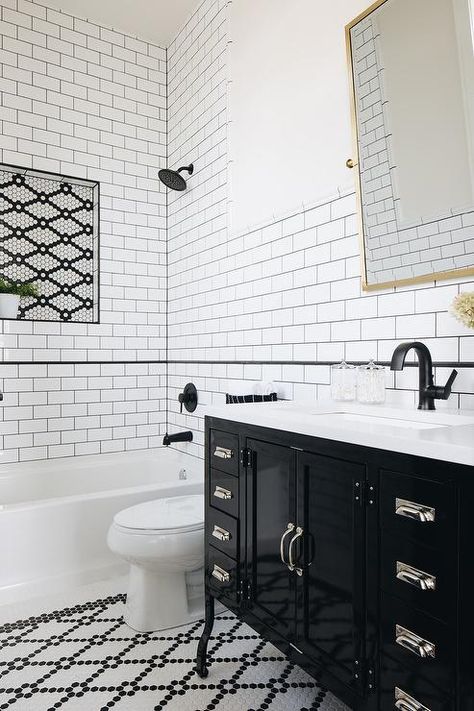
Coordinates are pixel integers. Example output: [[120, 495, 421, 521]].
[[158, 164, 194, 191]]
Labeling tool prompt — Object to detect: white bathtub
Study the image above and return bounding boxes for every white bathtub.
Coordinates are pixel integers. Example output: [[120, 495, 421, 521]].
[[0, 448, 203, 606]]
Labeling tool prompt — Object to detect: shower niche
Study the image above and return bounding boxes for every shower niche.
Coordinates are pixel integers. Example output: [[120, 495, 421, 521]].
[[0, 164, 99, 323]]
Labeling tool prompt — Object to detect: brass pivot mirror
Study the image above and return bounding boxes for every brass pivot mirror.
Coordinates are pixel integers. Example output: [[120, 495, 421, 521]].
[[346, 0, 474, 291]]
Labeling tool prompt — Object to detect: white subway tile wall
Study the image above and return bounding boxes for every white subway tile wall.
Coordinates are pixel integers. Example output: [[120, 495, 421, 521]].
[[166, 0, 474, 460], [0, 362, 166, 462], [0, 0, 167, 460], [1, 0, 474, 465]]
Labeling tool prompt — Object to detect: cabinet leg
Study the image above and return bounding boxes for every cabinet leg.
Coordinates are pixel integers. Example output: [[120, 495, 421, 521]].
[[195, 595, 215, 678]]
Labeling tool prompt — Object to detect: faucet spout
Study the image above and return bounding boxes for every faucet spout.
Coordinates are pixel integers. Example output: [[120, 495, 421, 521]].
[[390, 341, 456, 411]]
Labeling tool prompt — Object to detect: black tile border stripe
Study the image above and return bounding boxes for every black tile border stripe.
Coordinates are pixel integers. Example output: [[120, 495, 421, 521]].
[[0, 360, 472, 368]]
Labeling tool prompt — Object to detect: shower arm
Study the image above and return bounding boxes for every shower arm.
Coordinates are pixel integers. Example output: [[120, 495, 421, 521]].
[[177, 165, 194, 175]]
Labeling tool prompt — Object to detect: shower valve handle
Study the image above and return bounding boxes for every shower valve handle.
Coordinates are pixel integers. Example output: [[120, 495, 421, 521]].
[[178, 383, 198, 414]]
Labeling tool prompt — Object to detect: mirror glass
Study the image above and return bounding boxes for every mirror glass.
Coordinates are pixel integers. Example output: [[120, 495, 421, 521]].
[[347, 0, 474, 290]]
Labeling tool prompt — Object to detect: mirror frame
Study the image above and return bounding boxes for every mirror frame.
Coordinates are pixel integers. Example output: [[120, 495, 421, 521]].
[[345, 0, 474, 292]]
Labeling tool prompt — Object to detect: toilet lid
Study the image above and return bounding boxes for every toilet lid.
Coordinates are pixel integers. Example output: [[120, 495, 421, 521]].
[[113, 494, 204, 534]]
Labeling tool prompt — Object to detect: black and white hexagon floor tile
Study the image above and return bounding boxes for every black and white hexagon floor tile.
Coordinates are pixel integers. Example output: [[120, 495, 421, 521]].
[[0, 592, 350, 711]]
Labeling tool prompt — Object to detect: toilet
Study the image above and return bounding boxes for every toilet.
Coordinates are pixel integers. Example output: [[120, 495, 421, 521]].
[[107, 494, 205, 632]]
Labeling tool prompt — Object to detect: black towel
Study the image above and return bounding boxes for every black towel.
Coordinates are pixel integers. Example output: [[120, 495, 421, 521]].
[[225, 392, 277, 404]]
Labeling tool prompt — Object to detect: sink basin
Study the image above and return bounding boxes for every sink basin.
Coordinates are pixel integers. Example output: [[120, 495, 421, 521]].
[[308, 412, 444, 430], [266, 401, 474, 430]]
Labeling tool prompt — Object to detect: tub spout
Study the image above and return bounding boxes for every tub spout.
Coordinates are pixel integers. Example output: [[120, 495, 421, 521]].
[[162, 431, 193, 446]]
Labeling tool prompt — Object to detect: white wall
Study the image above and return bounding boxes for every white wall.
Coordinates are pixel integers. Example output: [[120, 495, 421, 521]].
[[228, 0, 368, 234], [379, 0, 472, 223], [0, 0, 167, 462], [167, 0, 474, 461], [1, 0, 474, 467]]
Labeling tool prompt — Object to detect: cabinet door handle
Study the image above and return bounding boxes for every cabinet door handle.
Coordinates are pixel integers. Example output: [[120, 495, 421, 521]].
[[395, 687, 431, 711], [396, 562, 436, 591], [280, 523, 295, 568], [214, 446, 234, 460], [212, 525, 231, 542], [395, 498, 435, 523], [288, 526, 304, 576], [395, 625, 435, 659], [213, 485, 233, 500], [211, 564, 230, 583]]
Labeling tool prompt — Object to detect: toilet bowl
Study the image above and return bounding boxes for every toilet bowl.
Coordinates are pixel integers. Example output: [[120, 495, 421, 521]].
[[107, 494, 204, 632]]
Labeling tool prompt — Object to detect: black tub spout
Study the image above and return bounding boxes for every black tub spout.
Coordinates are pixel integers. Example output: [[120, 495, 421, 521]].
[[162, 431, 193, 446]]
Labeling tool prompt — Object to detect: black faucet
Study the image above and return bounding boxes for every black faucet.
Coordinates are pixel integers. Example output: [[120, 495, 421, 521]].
[[162, 431, 193, 446], [390, 341, 457, 410]]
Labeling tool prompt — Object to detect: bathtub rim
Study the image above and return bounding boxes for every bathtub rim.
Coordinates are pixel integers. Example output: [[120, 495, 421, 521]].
[[0, 447, 204, 509]]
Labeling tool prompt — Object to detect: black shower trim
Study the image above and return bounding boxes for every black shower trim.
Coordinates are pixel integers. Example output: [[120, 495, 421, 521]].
[[0, 359, 473, 368]]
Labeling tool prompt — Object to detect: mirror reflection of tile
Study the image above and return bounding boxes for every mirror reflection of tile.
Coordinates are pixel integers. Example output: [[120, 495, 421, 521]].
[[0, 164, 99, 323], [349, 0, 474, 288]]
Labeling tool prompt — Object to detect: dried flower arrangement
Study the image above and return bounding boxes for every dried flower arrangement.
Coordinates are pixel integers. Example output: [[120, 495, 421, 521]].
[[451, 292, 474, 329]]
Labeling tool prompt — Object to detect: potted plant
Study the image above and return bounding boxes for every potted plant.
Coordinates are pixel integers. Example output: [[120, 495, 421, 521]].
[[0, 279, 38, 319]]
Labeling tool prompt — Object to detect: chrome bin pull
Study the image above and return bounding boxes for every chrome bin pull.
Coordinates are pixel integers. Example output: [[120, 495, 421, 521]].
[[395, 687, 431, 711], [213, 485, 233, 500], [396, 562, 436, 591], [212, 525, 231, 542], [214, 446, 234, 460], [395, 625, 435, 659], [211, 564, 230, 583], [395, 498, 435, 523]]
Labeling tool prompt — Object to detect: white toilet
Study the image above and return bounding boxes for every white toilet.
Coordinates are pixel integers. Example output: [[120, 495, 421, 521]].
[[107, 494, 205, 632]]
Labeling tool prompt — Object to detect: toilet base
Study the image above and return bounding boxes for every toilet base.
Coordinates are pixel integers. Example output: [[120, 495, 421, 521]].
[[124, 564, 204, 632]]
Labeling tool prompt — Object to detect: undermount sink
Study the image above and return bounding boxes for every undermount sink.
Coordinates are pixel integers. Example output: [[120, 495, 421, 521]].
[[307, 412, 445, 430], [266, 401, 474, 430]]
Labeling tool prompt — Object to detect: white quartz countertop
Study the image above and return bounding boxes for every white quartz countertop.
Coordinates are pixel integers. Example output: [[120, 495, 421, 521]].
[[203, 401, 474, 466]]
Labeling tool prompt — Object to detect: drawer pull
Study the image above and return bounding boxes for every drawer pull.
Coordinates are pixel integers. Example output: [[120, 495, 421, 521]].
[[395, 687, 431, 711], [212, 525, 231, 542], [214, 446, 234, 460], [395, 624, 435, 659], [396, 562, 436, 591], [213, 485, 233, 500], [395, 498, 435, 523], [211, 564, 230, 583]]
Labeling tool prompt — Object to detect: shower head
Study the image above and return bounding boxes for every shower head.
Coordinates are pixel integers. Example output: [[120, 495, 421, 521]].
[[158, 164, 194, 191]]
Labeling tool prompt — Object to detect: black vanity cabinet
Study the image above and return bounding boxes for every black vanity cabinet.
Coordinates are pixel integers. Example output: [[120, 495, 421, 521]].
[[294, 452, 367, 694], [196, 416, 474, 711], [245, 439, 296, 639]]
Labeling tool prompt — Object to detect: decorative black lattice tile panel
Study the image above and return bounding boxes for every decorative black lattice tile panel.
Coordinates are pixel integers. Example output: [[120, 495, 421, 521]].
[[0, 594, 350, 711], [0, 164, 99, 322]]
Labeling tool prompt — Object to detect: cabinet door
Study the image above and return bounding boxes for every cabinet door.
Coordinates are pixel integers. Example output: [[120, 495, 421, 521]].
[[296, 451, 366, 690], [246, 438, 296, 640]]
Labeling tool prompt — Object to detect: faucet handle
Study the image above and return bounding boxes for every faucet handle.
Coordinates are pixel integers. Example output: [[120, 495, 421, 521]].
[[442, 369, 458, 399], [428, 369, 458, 400]]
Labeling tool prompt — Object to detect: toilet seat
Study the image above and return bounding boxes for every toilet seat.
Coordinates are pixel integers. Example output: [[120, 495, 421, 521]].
[[112, 494, 204, 536]]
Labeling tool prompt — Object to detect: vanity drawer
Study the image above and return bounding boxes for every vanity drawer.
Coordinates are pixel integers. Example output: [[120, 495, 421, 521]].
[[209, 429, 239, 477], [380, 531, 456, 623], [209, 469, 239, 518], [207, 547, 239, 602], [380, 470, 456, 549], [380, 653, 453, 711], [206, 509, 238, 559], [381, 594, 455, 697]]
